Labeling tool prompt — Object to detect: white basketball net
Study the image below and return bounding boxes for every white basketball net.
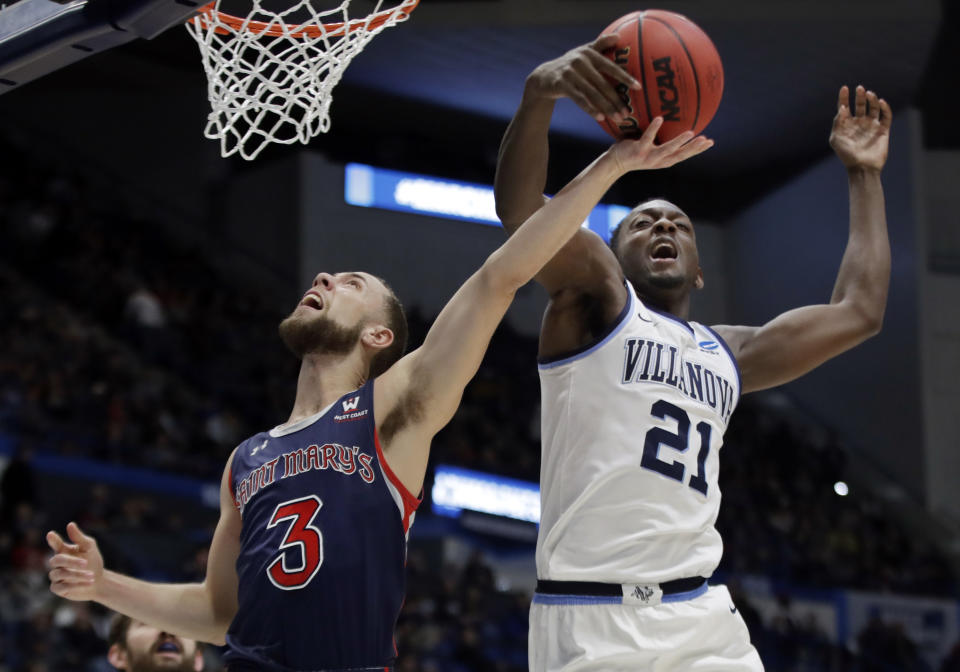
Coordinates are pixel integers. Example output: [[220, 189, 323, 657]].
[[186, 0, 418, 160]]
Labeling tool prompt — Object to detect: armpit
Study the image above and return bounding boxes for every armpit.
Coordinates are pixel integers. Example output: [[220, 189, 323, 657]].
[[378, 388, 426, 444]]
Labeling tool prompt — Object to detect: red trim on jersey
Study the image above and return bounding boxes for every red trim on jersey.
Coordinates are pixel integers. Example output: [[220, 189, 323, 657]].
[[228, 463, 240, 512], [374, 428, 422, 533]]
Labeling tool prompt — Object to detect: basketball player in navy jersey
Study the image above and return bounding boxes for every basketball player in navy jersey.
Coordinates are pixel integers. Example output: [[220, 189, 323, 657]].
[[44, 120, 714, 671], [494, 38, 891, 671]]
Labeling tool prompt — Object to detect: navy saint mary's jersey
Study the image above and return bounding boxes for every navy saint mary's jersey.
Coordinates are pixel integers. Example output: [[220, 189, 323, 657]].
[[223, 381, 420, 671]]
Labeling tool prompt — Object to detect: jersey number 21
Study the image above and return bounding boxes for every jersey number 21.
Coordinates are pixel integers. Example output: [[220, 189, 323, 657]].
[[641, 400, 712, 496]]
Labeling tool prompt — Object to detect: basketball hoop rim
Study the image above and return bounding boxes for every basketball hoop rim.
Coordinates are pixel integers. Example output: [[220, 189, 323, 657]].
[[191, 0, 419, 38]]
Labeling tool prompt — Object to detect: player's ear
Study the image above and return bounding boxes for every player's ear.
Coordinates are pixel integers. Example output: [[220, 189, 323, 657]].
[[107, 643, 129, 670], [694, 267, 704, 291], [362, 324, 394, 350]]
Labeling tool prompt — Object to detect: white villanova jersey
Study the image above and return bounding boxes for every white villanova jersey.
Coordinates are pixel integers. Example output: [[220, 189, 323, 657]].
[[537, 281, 741, 584]]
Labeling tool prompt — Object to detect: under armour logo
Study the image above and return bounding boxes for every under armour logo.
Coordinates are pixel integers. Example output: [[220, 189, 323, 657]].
[[251, 439, 268, 456], [632, 585, 654, 602], [342, 396, 360, 412]]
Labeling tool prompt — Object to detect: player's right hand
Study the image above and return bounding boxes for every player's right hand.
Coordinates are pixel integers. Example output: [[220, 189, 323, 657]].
[[47, 522, 104, 601], [526, 35, 641, 123], [609, 116, 714, 173]]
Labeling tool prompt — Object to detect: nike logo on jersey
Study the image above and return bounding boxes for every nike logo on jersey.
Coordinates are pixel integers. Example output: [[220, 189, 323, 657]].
[[729, 604, 738, 614]]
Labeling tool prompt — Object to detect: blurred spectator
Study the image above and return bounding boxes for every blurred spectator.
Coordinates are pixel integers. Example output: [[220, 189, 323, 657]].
[[0, 443, 36, 526], [857, 615, 933, 672], [942, 641, 960, 672], [55, 602, 106, 669], [124, 284, 167, 332], [123, 279, 173, 366]]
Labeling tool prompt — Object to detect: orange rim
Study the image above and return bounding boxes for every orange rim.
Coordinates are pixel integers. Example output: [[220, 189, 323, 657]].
[[191, 0, 419, 38]]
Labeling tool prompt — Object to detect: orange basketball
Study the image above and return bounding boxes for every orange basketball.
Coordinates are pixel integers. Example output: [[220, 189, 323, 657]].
[[598, 10, 723, 142]]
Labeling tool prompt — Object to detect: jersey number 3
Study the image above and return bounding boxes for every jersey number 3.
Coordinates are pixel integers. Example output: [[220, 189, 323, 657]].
[[266, 495, 324, 590], [641, 400, 712, 496]]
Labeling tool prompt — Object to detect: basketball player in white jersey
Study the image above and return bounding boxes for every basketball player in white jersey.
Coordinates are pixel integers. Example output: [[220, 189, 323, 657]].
[[494, 37, 892, 671]]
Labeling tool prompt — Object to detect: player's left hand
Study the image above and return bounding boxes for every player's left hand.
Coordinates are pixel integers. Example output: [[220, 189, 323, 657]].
[[609, 116, 714, 173], [829, 85, 892, 172], [46, 522, 104, 601]]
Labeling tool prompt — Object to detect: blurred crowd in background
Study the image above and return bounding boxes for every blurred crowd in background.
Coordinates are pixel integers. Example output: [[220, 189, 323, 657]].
[[1, 139, 958, 671]]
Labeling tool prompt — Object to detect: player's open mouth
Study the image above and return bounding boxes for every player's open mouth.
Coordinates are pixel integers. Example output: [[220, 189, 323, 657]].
[[154, 641, 182, 656], [301, 291, 324, 310], [649, 240, 678, 261]]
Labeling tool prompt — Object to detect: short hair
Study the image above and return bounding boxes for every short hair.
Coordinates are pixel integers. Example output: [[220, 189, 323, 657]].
[[368, 280, 408, 379], [107, 613, 132, 649]]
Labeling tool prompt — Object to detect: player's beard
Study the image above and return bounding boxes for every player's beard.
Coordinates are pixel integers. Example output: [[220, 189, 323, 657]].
[[624, 257, 690, 294], [278, 311, 363, 359], [124, 644, 196, 672], [643, 272, 687, 290]]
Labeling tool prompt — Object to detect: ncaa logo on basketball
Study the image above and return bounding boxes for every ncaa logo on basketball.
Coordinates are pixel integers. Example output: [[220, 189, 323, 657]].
[[335, 396, 368, 423], [653, 56, 681, 121]]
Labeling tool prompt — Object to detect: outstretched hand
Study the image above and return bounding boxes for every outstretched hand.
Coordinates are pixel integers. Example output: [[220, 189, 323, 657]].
[[609, 116, 714, 173], [47, 522, 104, 601], [527, 35, 641, 122], [829, 85, 892, 171]]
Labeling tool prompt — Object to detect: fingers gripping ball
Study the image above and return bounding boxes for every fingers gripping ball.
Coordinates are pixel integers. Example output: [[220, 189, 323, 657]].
[[598, 10, 724, 142]]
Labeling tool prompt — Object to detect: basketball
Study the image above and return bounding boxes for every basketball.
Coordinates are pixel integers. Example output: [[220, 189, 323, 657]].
[[597, 9, 723, 142]]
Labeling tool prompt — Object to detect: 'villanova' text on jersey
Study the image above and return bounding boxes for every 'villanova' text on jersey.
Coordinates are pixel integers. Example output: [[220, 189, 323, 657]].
[[620, 336, 737, 423]]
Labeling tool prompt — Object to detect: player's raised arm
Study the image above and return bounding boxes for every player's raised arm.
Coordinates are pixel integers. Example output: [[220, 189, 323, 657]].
[[713, 85, 892, 394], [493, 37, 640, 296], [375, 121, 713, 492], [47, 451, 242, 645]]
